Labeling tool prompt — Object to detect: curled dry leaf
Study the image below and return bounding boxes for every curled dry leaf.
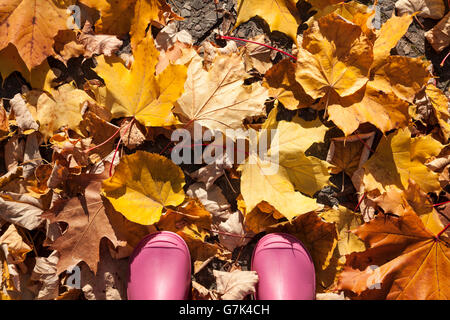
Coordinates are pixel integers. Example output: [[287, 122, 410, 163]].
[[216, 211, 253, 251], [78, 21, 123, 58], [425, 12, 450, 52], [186, 183, 232, 222], [30, 251, 60, 300], [395, 0, 445, 19], [189, 152, 233, 190], [213, 269, 259, 300], [10, 94, 39, 134], [0, 224, 32, 264], [0, 192, 44, 230]]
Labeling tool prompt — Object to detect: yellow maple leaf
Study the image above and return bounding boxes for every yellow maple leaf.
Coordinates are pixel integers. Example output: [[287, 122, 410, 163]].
[[263, 59, 314, 110], [23, 83, 94, 140], [174, 52, 268, 132], [371, 56, 431, 103], [0, 44, 55, 92], [372, 13, 413, 71], [238, 110, 329, 220], [0, 0, 75, 70], [94, 34, 187, 126], [235, 0, 300, 42], [362, 128, 442, 194], [295, 13, 373, 100], [102, 151, 185, 225], [328, 82, 410, 136]]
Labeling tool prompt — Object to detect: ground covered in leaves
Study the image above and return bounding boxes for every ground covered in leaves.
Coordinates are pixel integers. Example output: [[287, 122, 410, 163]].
[[0, 0, 449, 300]]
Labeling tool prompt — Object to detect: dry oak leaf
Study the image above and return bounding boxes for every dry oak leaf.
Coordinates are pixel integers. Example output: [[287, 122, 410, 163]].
[[266, 211, 338, 288], [23, 84, 95, 140], [213, 269, 259, 300], [263, 59, 314, 110], [0, 44, 56, 92], [395, 0, 445, 20], [295, 13, 373, 100], [370, 56, 431, 103], [173, 52, 268, 133], [373, 181, 444, 234], [425, 12, 450, 53], [372, 13, 413, 71], [238, 112, 329, 220], [102, 151, 185, 226], [362, 128, 442, 194], [45, 178, 124, 275], [235, 0, 300, 42], [94, 34, 187, 127], [327, 82, 410, 136], [0, 0, 74, 70], [338, 209, 450, 299]]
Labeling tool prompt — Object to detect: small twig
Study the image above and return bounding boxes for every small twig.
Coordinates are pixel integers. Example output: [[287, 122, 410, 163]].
[[217, 35, 298, 61]]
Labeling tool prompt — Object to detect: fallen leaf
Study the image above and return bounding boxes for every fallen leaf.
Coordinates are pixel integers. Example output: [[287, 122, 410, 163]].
[[235, 0, 300, 42], [425, 12, 450, 52], [94, 34, 187, 126], [45, 177, 124, 275], [395, 0, 445, 19], [30, 251, 59, 300], [102, 151, 185, 225], [362, 128, 442, 194], [23, 84, 94, 140], [186, 183, 232, 222], [189, 152, 233, 190], [0, 0, 74, 69], [217, 211, 253, 251], [174, 52, 268, 133], [0, 192, 44, 230], [78, 21, 123, 57], [241, 34, 275, 74], [295, 13, 373, 100], [10, 93, 39, 134], [213, 269, 258, 300], [0, 224, 32, 264], [338, 209, 450, 299], [263, 59, 314, 110]]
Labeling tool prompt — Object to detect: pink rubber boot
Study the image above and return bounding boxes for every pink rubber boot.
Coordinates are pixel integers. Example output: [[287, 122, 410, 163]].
[[127, 231, 191, 300], [251, 233, 316, 300]]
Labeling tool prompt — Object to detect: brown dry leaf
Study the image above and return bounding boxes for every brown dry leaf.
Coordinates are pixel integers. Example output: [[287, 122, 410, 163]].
[[425, 12, 450, 52], [373, 180, 444, 234], [213, 269, 258, 300], [239, 198, 281, 234], [0, 192, 44, 230], [395, 0, 445, 19], [4, 135, 25, 172], [119, 119, 146, 150], [80, 241, 128, 300], [10, 93, 39, 134], [30, 250, 59, 300], [216, 211, 253, 251], [189, 152, 233, 190], [263, 59, 314, 110], [0, 224, 32, 264], [241, 34, 274, 74], [328, 83, 410, 136], [156, 199, 212, 242], [53, 30, 87, 64], [326, 132, 375, 177], [155, 40, 195, 75], [186, 183, 232, 222], [423, 84, 450, 141], [45, 176, 125, 275], [295, 13, 373, 100], [185, 236, 231, 274], [78, 21, 123, 57], [174, 51, 268, 133], [0, 102, 8, 136], [0, 0, 74, 69], [338, 209, 450, 299]]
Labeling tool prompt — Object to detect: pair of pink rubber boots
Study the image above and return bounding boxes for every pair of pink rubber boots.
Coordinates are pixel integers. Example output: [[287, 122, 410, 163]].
[[127, 231, 316, 300]]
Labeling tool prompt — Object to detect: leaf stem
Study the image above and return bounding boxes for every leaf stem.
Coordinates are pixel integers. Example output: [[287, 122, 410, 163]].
[[84, 124, 121, 154], [109, 118, 135, 177], [435, 223, 450, 241], [441, 51, 450, 67], [433, 200, 450, 207], [217, 35, 298, 61], [354, 192, 366, 212]]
